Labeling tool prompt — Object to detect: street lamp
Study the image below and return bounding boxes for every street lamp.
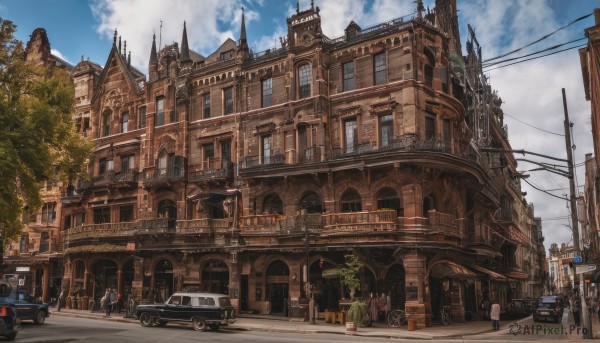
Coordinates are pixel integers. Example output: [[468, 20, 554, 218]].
[[302, 214, 315, 325]]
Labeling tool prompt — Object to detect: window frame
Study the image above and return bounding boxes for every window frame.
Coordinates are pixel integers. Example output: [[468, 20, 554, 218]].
[[379, 114, 393, 147], [344, 118, 358, 153], [101, 111, 112, 137], [223, 87, 233, 115], [120, 111, 129, 133], [425, 115, 436, 140], [156, 97, 165, 126], [342, 61, 356, 92], [298, 64, 312, 99], [374, 52, 386, 85], [261, 134, 273, 165], [93, 207, 110, 224], [262, 78, 273, 107], [138, 106, 146, 129], [203, 93, 211, 119]]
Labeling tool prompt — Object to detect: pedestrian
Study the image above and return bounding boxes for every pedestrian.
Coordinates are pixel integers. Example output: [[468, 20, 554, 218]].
[[103, 289, 112, 317], [490, 298, 500, 331], [117, 291, 123, 313], [57, 288, 66, 312], [573, 298, 581, 326], [110, 289, 117, 313]]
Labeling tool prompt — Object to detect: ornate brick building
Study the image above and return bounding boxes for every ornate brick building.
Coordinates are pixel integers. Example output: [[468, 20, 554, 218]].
[[7, 0, 546, 326]]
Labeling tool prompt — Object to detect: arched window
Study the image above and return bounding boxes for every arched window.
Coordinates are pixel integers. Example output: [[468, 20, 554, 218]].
[[423, 195, 435, 215], [341, 189, 362, 212], [121, 112, 129, 133], [377, 188, 404, 217], [263, 194, 283, 215], [298, 64, 311, 99], [300, 192, 322, 214], [101, 110, 112, 137]]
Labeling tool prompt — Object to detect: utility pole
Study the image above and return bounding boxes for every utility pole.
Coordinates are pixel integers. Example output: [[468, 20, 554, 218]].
[[563, 88, 591, 338]]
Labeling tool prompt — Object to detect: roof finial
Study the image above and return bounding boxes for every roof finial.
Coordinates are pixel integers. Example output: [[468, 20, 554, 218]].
[[311, 0, 314, 10], [128, 51, 131, 66], [113, 29, 117, 45], [296, 1, 299, 14], [118, 36, 122, 53], [416, 0, 424, 18], [123, 40, 127, 56]]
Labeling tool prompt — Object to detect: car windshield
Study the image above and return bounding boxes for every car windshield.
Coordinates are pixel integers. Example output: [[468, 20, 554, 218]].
[[219, 297, 232, 307]]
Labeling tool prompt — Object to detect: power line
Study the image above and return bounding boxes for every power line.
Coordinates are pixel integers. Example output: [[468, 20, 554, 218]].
[[484, 44, 586, 72], [483, 12, 593, 63], [523, 178, 567, 201], [482, 37, 586, 68], [504, 112, 564, 136]]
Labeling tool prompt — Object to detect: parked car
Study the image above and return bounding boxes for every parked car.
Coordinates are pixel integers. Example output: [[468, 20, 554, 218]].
[[533, 295, 563, 323], [134, 292, 236, 331], [0, 281, 19, 340]]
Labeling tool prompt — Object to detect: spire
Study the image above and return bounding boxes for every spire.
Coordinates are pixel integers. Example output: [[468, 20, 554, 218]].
[[149, 33, 158, 65], [118, 36, 122, 53], [180, 21, 191, 61], [416, 0, 425, 18], [123, 40, 127, 57], [311, 0, 314, 10], [296, 1, 300, 14], [239, 7, 247, 45], [113, 29, 117, 45]]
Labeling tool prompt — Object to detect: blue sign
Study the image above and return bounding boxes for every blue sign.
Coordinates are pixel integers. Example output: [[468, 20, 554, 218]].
[[574, 256, 583, 263]]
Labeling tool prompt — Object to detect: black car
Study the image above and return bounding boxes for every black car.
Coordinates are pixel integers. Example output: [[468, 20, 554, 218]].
[[533, 295, 563, 323], [134, 292, 235, 331], [12, 291, 49, 324], [0, 282, 19, 340]]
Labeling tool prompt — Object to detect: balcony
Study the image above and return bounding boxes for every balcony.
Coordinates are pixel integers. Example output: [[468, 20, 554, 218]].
[[66, 222, 137, 245], [297, 146, 322, 164], [242, 152, 285, 169], [135, 218, 175, 235], [112, 170, 138, 185], [176, 218, 230, 235], [240, 214, 281, 235], [321, 210, 397, 235], [278, 213, 323, 235], [189, 161, 233, 183], [331, 135, 449, 159], [426, 210, 461, 238], [140, 167, 185, 187]]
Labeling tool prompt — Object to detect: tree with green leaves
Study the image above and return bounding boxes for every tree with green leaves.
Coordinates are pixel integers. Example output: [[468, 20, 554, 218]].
[[0, 18, 93, 265]]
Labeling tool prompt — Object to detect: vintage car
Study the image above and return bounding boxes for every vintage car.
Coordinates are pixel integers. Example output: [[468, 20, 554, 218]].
[[0, 281, 19, 340], [134, 292, 235, 331], [533, 295, 563, 323], [12, 291, 49, 324]]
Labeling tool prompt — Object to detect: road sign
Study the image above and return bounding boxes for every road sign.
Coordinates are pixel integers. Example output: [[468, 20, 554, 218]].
[[575, 264, 597, 274], [574, 256, 583, 263]]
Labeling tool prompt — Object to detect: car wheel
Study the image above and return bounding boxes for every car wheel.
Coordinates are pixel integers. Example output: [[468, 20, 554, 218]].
[[139, 312, 155, 327], [156, 320, 168, 327], [193, 317, 207, 331], [6, 332, 16, 341], [34, 310, 46, 325]]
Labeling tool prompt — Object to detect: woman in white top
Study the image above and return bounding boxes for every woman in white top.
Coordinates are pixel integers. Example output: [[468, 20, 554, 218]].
[[490, 300, 501, 331]]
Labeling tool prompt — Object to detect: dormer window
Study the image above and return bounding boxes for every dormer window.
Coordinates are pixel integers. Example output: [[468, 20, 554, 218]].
[[220, 50, 233, 61]]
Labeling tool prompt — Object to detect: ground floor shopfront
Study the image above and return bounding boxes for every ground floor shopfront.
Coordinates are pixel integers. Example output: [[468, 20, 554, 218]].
[[4, 247, 533, 327]]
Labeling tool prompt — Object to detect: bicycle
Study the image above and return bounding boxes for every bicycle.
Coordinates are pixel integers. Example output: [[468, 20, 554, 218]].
[[386, 309, 410, 327], [440, 305, 452, 325]]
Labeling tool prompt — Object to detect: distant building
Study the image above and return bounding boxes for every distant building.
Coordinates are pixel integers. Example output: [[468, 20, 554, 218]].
[[7, 0, 546, 326], [547, 243, 575, 295]]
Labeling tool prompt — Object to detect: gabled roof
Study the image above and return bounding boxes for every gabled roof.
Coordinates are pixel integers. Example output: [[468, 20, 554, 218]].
[[205, 38, 236, 63], [91, 44, 144, 104]]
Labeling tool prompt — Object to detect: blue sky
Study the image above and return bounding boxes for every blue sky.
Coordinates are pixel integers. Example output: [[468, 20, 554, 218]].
[[0, 0, 598, 252]]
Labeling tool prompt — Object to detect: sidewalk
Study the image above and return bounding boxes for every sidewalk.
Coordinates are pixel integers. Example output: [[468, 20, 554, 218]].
[[50, 308, 525, 340]]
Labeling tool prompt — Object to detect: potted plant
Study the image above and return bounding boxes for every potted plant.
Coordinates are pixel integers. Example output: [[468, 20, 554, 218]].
[[346, 300, 367, 333]]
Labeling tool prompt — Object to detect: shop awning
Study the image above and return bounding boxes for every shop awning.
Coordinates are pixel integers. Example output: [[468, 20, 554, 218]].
[[466, 246, 502, 258], [430, 261, 476, 279], [468, 264, 507, 280]]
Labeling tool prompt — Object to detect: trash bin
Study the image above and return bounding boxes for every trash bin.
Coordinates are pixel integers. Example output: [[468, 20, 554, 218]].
[[408, 319, 417, 331]]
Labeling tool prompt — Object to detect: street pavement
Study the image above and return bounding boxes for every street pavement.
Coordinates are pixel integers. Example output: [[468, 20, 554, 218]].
[[50, 307, 532, 340]]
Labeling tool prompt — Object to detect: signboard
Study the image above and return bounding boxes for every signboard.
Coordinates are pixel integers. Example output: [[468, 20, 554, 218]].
[[15, 267, 30, 272], [574, 256, 583, 263], [575, 264, 597, 274], [18, 278, 24, 286]]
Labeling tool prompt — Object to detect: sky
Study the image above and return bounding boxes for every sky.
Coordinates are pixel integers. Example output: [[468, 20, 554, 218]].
[[0, 0, 597, 254]]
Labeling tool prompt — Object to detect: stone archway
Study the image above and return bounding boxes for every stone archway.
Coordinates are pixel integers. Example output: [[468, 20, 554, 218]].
[[91, 259, 118, 301], [384, 264, 406, 311], [201, 259, 229, 294], [266, 260, 289, 313], [154, 259, 174, 303]]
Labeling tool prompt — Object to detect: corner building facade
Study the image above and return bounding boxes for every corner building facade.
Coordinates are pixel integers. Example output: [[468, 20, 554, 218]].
[[14, 1, 546, 327]]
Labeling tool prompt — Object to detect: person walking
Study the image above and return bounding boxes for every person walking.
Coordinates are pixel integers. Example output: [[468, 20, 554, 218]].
[[103, 289, 112, 317], [490, 299, 501, 331], [57, 288, 66, 312], [573, 298, 581, 327], [116, 291, 123, 313]]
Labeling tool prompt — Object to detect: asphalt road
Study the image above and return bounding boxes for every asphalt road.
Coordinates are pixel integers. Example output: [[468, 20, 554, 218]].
[[10, 312, 590, 343]]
